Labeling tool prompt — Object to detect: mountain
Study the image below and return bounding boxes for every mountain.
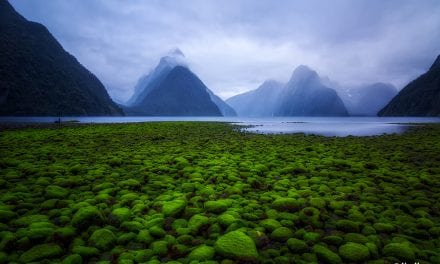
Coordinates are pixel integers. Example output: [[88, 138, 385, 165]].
[[205, 89, 237, 116], [125, 51, 234, 116], [226, 80, 284, 116], [0, 1, 123, 116], [126, 66, 222, 116], [275, 66, 348, 116], [126, 49, 187, 107], [379, 55, 440, 116], [339, 83, 397, 116]]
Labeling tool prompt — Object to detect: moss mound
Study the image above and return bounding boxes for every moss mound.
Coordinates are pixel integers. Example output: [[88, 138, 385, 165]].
[[71, 206, 103, 229], [188, 245, 215, 261], [313, 244, 342, 264], [382, 243, 415, 261], [88, 228, 116, 251], [162, 199, 186, 217], [214, 230, 258, 260], [19, 243, 63, 263], [272, 198, 300, 211], [338, 242, 370, 262]]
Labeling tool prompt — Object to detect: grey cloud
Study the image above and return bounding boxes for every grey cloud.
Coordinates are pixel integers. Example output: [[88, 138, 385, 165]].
[[9, 0, 440, 101]]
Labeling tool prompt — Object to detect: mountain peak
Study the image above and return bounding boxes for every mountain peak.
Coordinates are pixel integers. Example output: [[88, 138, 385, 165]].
[[159, 48, 188, 68], [287, 65, 319, 86]]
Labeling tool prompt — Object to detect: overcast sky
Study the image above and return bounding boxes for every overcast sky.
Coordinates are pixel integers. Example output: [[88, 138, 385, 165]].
[[9, 0, 440, 102]]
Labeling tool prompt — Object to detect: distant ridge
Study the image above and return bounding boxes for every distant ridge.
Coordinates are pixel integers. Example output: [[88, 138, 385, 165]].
[[227, 66, 348, 117], [0, 1, 123, 116]]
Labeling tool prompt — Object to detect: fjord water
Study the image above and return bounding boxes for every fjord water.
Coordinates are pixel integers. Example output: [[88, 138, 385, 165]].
[[2, 116, 440, 137]]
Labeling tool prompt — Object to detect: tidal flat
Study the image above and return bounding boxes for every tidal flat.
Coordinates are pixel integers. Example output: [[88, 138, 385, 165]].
[[0, 122, 439, 263]]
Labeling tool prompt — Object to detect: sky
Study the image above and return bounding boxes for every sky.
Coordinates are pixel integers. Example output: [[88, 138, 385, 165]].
[[9, 0, 440, 102]]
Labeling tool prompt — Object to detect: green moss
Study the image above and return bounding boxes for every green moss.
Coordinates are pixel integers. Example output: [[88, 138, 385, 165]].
[[149, 226, 166, 238], [162, 199, 186, 217], [188, 214, 209, 234], [71, 206, 103, 229], [111, 207, 131, 224], [260, 219, 282, 232], [214, 230, 258, 260], [89, 228, 116, 251], [287, 238, 308, 253], [204, 200, 231, 214], [19, 243, 63, 263], [313, 244, 342, 264], [217, 213, 236, 227], [62, 254, 83, 264], [188, 245, 215, 261], [338, 242, 370, 262], [1, 122, 440, 263], [271, 227, 293, 241], [303, 232, 321, 243], [150, 240, 168, 257], [344, 233, 368, 244], [45, 185, 69, 199], [335, 220, 361, 233], [136, 230, 154, 244], [117, 232, 136, 245], [0, 210, 16, 223], [272, 198, 300, 212], [373, 222, 395, 233], [72, 245, 99, 258], [322, 235, 343, 246], [299, 207, 321, 227], [382, 242, 415, 261]]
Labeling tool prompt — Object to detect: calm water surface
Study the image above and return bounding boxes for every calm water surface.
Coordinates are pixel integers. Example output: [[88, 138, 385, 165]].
[[1, 116, 440, 137]]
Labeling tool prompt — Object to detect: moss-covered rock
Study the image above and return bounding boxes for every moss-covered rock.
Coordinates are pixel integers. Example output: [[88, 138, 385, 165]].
[[71, 206, 103, 229], [62, 254, 83, 264], [313, 244, 342, 264], [89, 228, 116, 251], [204, 200, 230, 214], [217, 213, 236, 227], [271, 227, 293, 241], [188, 214, 209, 234], [162, 199, 186, 217], [382, 242, 415, 261], [272, 198, 300, 212], [45, 185, 69, 199], [338, 242, 370, 262], [188, 245, 216, 261], [149, 226, 166, 238], [260, 219, 282, 232], [373, 222, 395, 233], [150, 240, 168, 257], [110, 207, 131, 224], [0, 210, 16, 223], [287, 238, 308, 253], [19, 243, 63, 263], [136, 230, 154, 244], [214, 230, 258, 260], [335, 220, 361, 233]]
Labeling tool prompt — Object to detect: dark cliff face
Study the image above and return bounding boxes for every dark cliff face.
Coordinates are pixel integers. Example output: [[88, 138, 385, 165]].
[[0, 1, 123, 116], [379, 55, 440, 117], [126, 66, 222, 116], [275, 66, 348, 116]]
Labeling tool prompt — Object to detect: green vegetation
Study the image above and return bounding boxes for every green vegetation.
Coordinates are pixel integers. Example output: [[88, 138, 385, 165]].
[[0, 122, 440, 263]]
